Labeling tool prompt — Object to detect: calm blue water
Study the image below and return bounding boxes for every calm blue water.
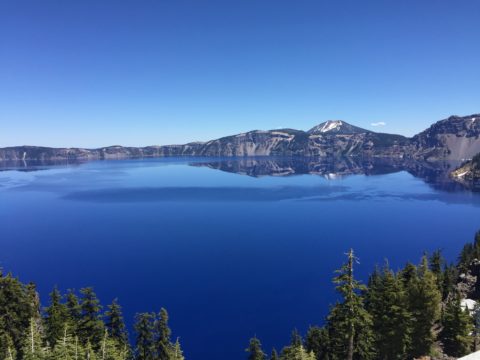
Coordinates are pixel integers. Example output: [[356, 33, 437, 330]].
[[1, 157, 479, 359]]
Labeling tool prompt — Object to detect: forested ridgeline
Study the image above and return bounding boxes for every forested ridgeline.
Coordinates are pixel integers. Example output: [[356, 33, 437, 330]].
[[2, 231, 480, 360], [247, 231, 480, 360], [0, 283, 184, 360]]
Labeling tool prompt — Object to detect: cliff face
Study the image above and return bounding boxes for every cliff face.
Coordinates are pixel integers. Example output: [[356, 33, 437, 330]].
[[451, 153, 480, 189], [1, 114, 479, 161]]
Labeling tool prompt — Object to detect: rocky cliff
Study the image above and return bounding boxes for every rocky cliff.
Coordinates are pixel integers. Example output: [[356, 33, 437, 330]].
[[1, 114, 479, 161]]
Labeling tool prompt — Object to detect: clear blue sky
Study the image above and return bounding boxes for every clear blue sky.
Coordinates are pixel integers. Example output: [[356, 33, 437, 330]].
[[1, 0, 479, 148]]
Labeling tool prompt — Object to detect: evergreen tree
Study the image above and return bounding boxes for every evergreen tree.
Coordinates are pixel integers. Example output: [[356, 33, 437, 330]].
[[407, 256, 442, 358], [44, 286, 69, 348], [442, 264, 458, 301], [280, 345, 316, 360], [105, 299, 129, 349], [440, 293, 473, 357], [304, 326, 329, 360], [246, 337, 266, 360], [84, 341, 97, 360], [169, 338, 184, 360], [66, 290, 82, 334], [51, 324, 80, 360], [0, 332, 16, 360], [0, 272, 35, 354], [155, 308, 172, 360], [21, 318, 45, 360], [365, 264, 411, 359], [326, 249, 375, 360], [429, 250, 445, 293], [290, 329, 302, 348], [270, 348, 279, 360], [134, 313, 155, 360], [79, 288, 105, 349]]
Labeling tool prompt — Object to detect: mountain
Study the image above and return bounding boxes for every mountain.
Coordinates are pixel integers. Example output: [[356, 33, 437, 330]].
[[411, 114, 480, 160], [1, 114, 479, 161], [308, 120, 370, 135]]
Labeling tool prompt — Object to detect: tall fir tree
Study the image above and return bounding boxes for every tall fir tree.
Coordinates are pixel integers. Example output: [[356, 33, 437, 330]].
[[280, 345, 316, 360], [105, 299, 129, 349], [0, 272, 35, 354], [155, 308, 172, 360], [246, 337, 266, 360], [326, 249, 375, 360], [169, 338, 185, 360], [429, 250, 445, 293], [440, 293, 473, 357], [365, 264, 412, 359], [21, 318, 46, 360], [134, 313, 155, 360], [270, 348, 279, 360], [304, 326, 329, 360], [44, 286, 69, 348], [79, 288, 105, 349], [66, 290, 82, 334], [407, 256, 442, 358], [51, 324, 81, 360]]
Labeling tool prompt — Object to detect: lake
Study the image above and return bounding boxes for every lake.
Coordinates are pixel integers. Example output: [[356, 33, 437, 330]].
[[1, 157, 479, 359]]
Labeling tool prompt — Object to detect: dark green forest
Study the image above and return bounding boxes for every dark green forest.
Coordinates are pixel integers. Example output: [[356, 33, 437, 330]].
[[2, 231, 480, 360]]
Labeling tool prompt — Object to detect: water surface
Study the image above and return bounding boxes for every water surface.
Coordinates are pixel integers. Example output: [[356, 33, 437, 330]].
[[1, 157, 479, 359]]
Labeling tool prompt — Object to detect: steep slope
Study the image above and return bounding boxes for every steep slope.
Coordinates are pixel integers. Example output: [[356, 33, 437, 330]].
[[411, 114, 480, 160], [451, 152, 480, 186]]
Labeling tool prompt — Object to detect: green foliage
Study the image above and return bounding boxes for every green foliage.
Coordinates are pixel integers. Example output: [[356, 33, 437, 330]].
[[134, 313, 155, 360], [304, 326, 329, 360], [440, 293, 473, 357], [270, 348, 279, 360], [406, 256, 442, 358], [327, 249, 375, 360], [280, 345, 316, 360], [155, 308, 172, 360], [21, 318, 46, 360], [79, 288, 105, 350], [105, 299, 129, 349], [365, 264, 411, 359], [246, 337, 266, 360], [0, 272, 36, 355], [44, 287, 69, 348]]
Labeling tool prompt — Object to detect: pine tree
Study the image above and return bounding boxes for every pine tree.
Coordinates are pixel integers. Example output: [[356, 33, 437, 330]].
[[290, 329, 302, 348], [280, 344, 316, 360], [440, 293, 473, 357], [169, 338, 184, 360], [429, 250, 445, 293], [51, 324, 80, 360], [0, 332, 16, 360], [407, 256, 442, 358], [246, 337, 266, 360], [134, 313, 155, 360], [304, 326, 329, 360], [44, 286, 69, 348], [79, 288, 105, 349], [442, 264, 458, 301], [270, 348, 279, 360], [105, 299, 129, 349], [365, 264, 411, 359], [0, 272, 35, 354], [326, 249, 375, 360], [66, 290, 82, 334], [21, 318, 45, 360], [155, 308, 173, 360], [84, 341, 97, 360]]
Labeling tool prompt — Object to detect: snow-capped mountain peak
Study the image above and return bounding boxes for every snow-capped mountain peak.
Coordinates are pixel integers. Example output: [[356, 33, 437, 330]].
[[308, 120, 370, 135]]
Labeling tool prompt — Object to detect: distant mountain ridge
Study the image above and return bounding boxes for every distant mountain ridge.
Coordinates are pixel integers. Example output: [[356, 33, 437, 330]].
[[1, 114, 479, 161]]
